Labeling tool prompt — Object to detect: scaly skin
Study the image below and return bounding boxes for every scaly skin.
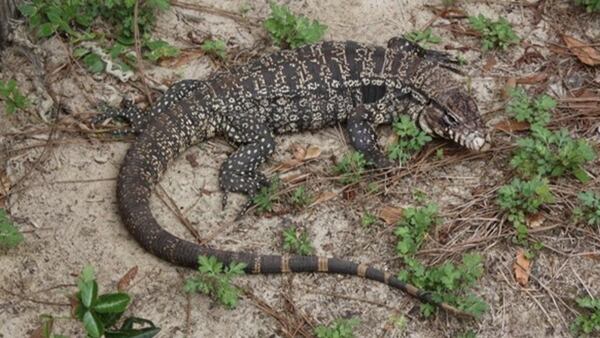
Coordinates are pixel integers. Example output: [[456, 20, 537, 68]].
[[96, 38, 490, 317]]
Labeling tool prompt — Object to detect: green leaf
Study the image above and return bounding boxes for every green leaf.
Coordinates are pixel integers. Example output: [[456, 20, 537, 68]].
[[82, 53, 105, 73], [0, 209, 24, 248], [78, 280, 98, 308], [82, 310, 104, 338], [18, 4, 36, 17], [37, 22, 57, 38], [93, 293, 131, 313]]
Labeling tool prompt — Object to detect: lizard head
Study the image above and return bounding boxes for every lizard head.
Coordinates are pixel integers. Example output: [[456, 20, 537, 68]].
[[416, 87, 491, 151]]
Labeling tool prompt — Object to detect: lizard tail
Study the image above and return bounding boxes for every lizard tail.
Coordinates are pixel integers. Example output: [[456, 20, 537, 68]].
[[117, 110, 472, 318]]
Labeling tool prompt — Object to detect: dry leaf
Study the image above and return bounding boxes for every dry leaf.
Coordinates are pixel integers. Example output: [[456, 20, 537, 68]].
[[563, 35, 600, 66], [517, 72, 547, 84], [494, 119, 530, 133], [291, 143, 306, 161], [273, 159, 302, 172], [513, 249, 531, 287], [378, 206, 404, 225], [526, 213, 545, 228], [503, 77, 517, 99], [117, 266, 139, 292], [483, 55, 497, 72], [281, 172, 310, 184], [303, 145, 321, 160], [310, 191, 337, 206]]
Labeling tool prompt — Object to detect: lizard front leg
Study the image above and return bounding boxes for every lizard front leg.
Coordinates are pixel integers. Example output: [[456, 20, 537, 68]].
[[346, 105, 394, 168], [92, 79, 203, 134]]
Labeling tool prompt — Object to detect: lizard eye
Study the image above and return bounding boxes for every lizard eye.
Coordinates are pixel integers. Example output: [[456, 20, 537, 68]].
[[442, 113, 458, 126]]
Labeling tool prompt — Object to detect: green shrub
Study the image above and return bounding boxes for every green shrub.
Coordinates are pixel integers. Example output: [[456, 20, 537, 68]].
[[576, 0, 600, 12], [0, 79, 28, 114], [574, 191, 600, 227], [334, 152, 368, 185], [496, 177, 553, 242], [0, 209, 23, 249], [571, 297, 600, 336], [469, 14, 519, 50], [184, 255, 246, 309], [404, 28, 441, 46], [511, 125, 596, 182], [314, 318, 359, 338], [200, 39, 227, 60], [282, 226, 314, 255], [506, 88, 555, 127], [264, 2, 327, 49], [388, 115, 432, 164]]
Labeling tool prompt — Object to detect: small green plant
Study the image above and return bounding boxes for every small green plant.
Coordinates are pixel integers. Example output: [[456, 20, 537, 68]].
[[334, 152, 368, 185], [571, 297, 600, 336], [506, 88, 556, 127], [290, 186, 312, 207], [574, 191, 600, 227], [144, 39, 180, 62], [511, 125, 596, 182], [184, 255, 246, 309], [264, 2, 327, 49], [360, 212, 377, 227], [388, 115, 432, 164], [314, 318, 359, 338], [576, 0, 600, 12], [404, 28, 441, 46], [468, 14, 519, 50], [0, 79, 28, 114], [393, 203, 487, 317], [496, 177, 554, 243], [457, 330, 478, 338], [0, 208, 23, 249], [200, 39, 227, 60], [282, 225, 314, 255], [394, 204, 439, 256], [253, 178, 280, 213], [74, 265, 160, 337]]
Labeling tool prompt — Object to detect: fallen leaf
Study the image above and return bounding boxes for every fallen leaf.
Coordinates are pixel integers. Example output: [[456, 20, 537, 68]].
[[291, 143, 306, 161], [503, 77, 517, 99], [343, 189, 357, 201], [483, 55, 497, 72], [281, 172, 310, 184], [563, 34, 600, 66], [516, 72, 547, 84], [513, 249, 532, 287], [309, 191, 337, 207], [117, 266, 138, 292], [526, 213, 545, 228], [494, 119, 530, 133], [185, 153, 199, 168], [378, 206, 404, 225], [303, 145, 321, 160], [273, 159, 302, 172]]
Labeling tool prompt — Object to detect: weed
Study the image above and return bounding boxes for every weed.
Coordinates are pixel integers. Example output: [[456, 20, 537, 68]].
[[571, 297, 600, 336], [393, 203, 487, 317], [282, 225, 314, 255], [184, 255, 246, 309], [74, 265, 160, 337], [314, 318, 359, 338], [496, 177, 553, 243], [144, 39, 180, 62], [0, 79, 28, 114], [253, 178, 280, 213], [404, 28, 441, 46], [201, 39, 227, 60], [468, 14, 519, 50], [388, 115, 432, 164], [394, 204, 439, 256], [0, 209, 23, 249], [506, 88, 555, 127], [457, 330, 478, 338], [398, 255, 488, 317], [264, 2, 327, 49], [574, 191, 600, 227], [334, 152, 368, 185], [361, 212, 378, 227], [576, 0, 600, 12], [511, 125, 596, 182], [290, 186, 312, 207]]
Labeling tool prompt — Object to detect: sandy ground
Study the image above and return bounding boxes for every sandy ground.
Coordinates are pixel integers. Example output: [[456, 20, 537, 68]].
[[1, 0, 600, 337]]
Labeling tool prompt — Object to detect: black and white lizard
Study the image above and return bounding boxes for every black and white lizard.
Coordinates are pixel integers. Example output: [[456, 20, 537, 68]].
[[94, 37, 491, 317]]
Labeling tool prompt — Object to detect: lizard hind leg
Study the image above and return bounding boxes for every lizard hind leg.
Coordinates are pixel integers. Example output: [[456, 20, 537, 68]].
[[92, 79, 203, 134], [219, 126, 276, 217]]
